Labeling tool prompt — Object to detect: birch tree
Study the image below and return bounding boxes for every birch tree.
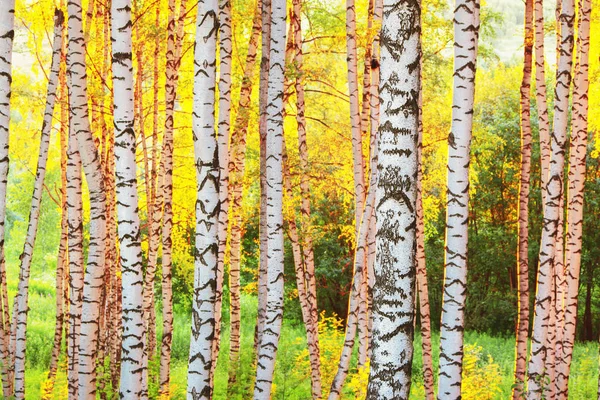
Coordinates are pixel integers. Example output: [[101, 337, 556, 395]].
[[0, 0, 15, 395], [255, 0, 271, 354], [527, 0, 575, 397], [216, 0, 261, 373], [253, 0, 286, 397], [437, 1, 480, 398], [556, 0, 592, 396], [186, 0, 219, 398], [158, 0, 187, 393], [512, 0, 533, 397], [111, 0, 147, 396], [11, 12, 63, 397], [365, 0, 421, 398]]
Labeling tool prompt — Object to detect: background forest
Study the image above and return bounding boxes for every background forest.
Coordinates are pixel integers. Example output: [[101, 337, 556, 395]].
[[1, 0, 600, 398]]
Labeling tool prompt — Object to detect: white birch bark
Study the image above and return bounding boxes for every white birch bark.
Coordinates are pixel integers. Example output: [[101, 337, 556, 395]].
[[437, 1, 480, 398], [66, 0, 108, 396], [253, 0, 286, 397], [186, 0, 219, 398], [556, 1, 591, 397], [111, 0, 147, 396], [12, 11, 63, 398], [527, 0, 575, 398], [0, 0, 14, 395], [366, 1, 421, 398]]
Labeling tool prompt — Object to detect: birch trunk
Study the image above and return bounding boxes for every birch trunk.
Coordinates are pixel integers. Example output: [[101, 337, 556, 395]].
[[437, 1, 480, 398], [66, 0, 109, 395], [256, 0, 271, 353], [217, 0, 233, 381], [527, 0, 575, 397], [416, 56, 434, 400], [159, 0, 187, 394], [253, 0, 286, 397], [66, 128, 84, 400], [513, 0, 533, 397], [346, 0, 366, 236], [222, 0, 262, 384], [366, 1, 421, 397], [0, 0, 14, 395], [187, 1, 219, 397], [556, 1, 591, 397], [12, 12, 63, 397], [111, 0, 147, 396], [44, 49, 69, 399], [534, 0, 551, 204]]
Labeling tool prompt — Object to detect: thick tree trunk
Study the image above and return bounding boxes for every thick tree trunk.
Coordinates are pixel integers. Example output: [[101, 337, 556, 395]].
[[437, 1, 480, 398], [253, 0, 286, 397], [556, 1, 591, 397], [527, 0, 575, 397], [186, 2, 219, 399], [112, 0, 147, 396], [513, 0, 533, 397], [158, 0, 187, 394], [255, 0, 271, 354], [12, 12, 63, 398], [0, 0, 14, 396], [216, 0, 261, 376], [366, 1, 421, 398]]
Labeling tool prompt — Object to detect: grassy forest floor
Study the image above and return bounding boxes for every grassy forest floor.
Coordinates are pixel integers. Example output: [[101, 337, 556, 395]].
[[17, 287, 600, 399]]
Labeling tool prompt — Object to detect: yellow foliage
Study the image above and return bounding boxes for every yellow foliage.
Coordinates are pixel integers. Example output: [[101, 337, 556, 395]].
[[461, 344, 502, 400]]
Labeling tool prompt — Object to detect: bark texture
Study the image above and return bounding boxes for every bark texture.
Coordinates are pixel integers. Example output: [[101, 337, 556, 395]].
[[253, 0, 286, 397], [186, 0, 219, 398], [437, 1, 480, 398], [527, 0, 575, 397], [366, 1, 421, 398]]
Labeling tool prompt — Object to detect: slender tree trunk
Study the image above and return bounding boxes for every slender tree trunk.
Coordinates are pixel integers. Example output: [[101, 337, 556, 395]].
[[437, 1, 480, 398], [187, 1, 219, 397], [366, 1, 421, 398], [44, 43, 69, 399], [357, 1, 374, 366], [216, 0, 261, 376], [255, 0, 271, 353], [329, 175, 376, 400], [111, 0, 147, 396], [556, 1, 591, 397], [253, 0, 286, 397], [513, 0, 534, 397], [224, 0, 263, 389], [216, 0, 233, 383], [11, 12, 63, 398], [346, 0, 366, 236], [416, 58, 434, 400], [66, 0, 109, 396], [527, 0, 575, 397], [534, 0, 551, 205], [159, 0, 187, 394], [366, 0, 383, 360], [290, 0, 322, 396], [0, 0, 14, 395]]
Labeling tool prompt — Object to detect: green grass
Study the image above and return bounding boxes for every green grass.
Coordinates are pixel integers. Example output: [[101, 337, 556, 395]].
[[15, 292, 600, 399]]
